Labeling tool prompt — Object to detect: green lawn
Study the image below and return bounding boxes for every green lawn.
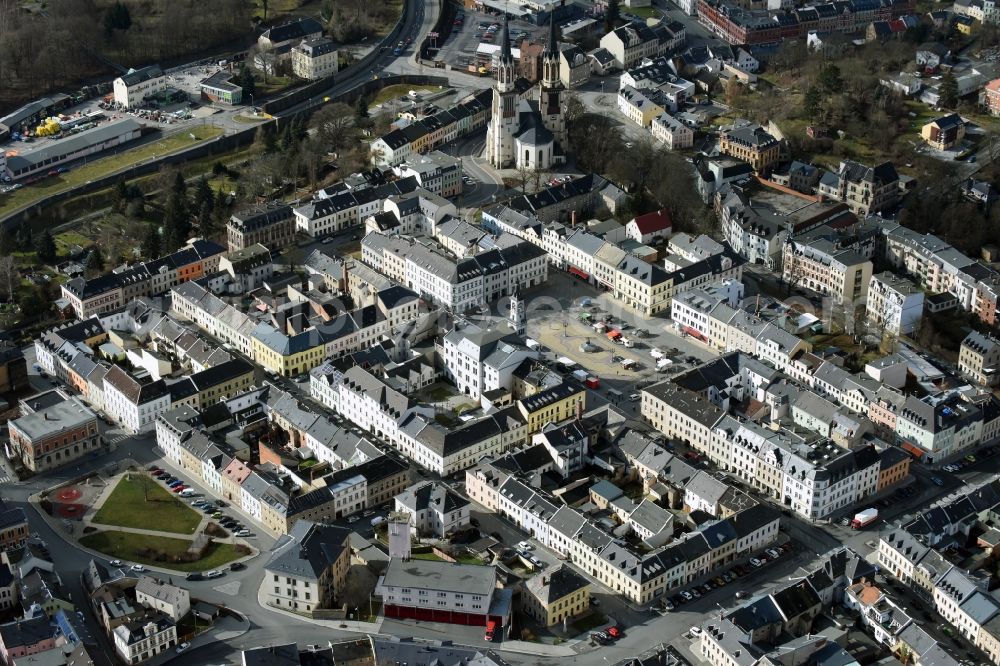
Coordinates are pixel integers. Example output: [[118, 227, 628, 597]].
[[628, 6, 662, 18], [410, 551, 445, 561], [91, 475, 202, 535], [79, 531, 244, 572], [373, 84, 422, 106], [0, 125, 224, 217]]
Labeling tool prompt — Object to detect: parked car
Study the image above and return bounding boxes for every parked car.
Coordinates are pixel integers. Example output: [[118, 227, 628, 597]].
[[680, 590, 693, 601], [607, 626, 622, 639], [932, 476, 945, 486], [689, 588, 701, 599], [176, 642, 190, 654], [186, 572, 204, 581], [230, 562, 246, 571], [130, 564, 145, 572], [750, 557, 764, 567], [215, 500, 228, 508], [109, 559, 123, 567]]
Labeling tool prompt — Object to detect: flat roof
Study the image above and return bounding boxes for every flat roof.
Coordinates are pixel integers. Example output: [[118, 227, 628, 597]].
[[6, 119, 142, 172], [380, 558, 496, 598], [11, 397, 96, 441]]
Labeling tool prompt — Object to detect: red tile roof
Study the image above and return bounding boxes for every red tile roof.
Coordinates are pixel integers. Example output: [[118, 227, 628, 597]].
[[631, 209, 672, 235]]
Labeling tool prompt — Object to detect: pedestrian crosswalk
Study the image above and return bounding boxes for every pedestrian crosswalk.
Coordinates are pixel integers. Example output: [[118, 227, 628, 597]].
[[105, 434, 130, 447]]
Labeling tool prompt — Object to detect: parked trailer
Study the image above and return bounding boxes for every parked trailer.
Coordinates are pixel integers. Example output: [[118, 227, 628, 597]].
[[851, 508, 878, 529]]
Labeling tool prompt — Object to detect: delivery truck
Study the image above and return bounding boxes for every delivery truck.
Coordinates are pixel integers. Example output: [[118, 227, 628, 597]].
[[851, 508, 878, 529]]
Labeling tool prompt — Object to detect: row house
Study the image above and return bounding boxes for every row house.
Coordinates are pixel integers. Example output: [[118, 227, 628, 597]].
[[60, 239, 225, 319], [370, 89, 491, 167]]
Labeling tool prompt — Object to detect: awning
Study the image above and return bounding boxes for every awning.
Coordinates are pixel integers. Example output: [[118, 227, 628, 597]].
[[568, 266, 589, 279], [682, 325, 707, 342], [900, 441, 925, 458]]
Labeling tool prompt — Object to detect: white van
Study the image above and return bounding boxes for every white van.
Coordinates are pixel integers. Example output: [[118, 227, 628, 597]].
[[179, 488, 196, 497], [371, 516, 386, 527]]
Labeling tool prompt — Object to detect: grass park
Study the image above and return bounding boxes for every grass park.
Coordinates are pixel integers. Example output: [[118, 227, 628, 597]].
[[0, 125, 224, 218], [91, 474, 202, 535], [79, 531, 244, 572]]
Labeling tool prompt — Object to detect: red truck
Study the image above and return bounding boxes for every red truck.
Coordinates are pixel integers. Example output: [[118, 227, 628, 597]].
[[485, 619, 498, 642]]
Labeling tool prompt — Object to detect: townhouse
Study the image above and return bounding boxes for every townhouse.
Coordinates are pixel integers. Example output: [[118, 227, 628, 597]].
[[959, 331, 1000, 387], [263, 521, 351, 615], [370, 89, 491, 167], [227, 202, 296, 252], [599, 22, 685, 69], [391, 151, 463, 198], [361, 233, 548, 311], [895, 393, 983, 462], [866, 271, 924, 337], [60, 240, 225, 319], [394, 480, 470, 538], [883, 221, 1000, 325], [817, 160, 900, 217], [441, 322, 534, 400], [651, 112, 694, 150], [783, 234, 872, 305]]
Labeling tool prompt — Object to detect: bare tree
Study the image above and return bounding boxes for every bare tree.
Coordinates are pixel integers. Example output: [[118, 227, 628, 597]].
[[0, 255, 17, 303]]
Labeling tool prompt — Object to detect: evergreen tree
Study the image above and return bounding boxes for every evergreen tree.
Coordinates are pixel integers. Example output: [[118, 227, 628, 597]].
[[86, 246, 104, 272], [280, 123, 294, 151], [802, 86, 823, 121], [817, 63, 843, 94], [34, 229, 56, 263], [212, 190, 229, 222], [605, 0, 620, 31], [194, 177, 214, 212], [172, 170, 187, 196], [198, 201, 215, 238], [141, 225, 161, 260], [239, 65, 256, 103], [939, 71, 959, 109], [355, 95, 369, 119], [162, 193, 190, 251], [112, 177, 128, 213]]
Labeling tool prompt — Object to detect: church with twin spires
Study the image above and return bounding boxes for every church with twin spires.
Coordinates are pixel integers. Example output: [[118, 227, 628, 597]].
[[486, 14, 567, 171]]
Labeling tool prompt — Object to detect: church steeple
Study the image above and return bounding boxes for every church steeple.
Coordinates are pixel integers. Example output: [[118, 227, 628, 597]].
[[541, 11, 560, 89], [495, 17, 516, 92], [546, 10, 558, 57]]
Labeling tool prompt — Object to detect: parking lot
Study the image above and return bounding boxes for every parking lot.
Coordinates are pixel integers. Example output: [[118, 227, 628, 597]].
[[434, 8, 550, 72], [521, 270, 718, 386]]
